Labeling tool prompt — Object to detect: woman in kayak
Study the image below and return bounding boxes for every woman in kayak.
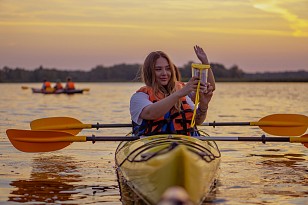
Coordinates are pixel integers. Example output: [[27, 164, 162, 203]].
[[130, 45, 215, 136]]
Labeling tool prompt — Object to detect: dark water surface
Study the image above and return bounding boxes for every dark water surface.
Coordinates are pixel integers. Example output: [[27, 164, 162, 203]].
[[0, 82, 307, 204]]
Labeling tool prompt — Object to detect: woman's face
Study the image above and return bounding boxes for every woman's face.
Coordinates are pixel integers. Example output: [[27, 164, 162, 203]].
[[154, 57, 171, 86]]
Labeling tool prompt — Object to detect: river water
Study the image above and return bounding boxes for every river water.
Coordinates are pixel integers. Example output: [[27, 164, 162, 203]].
[[0, 82, 307, 204]]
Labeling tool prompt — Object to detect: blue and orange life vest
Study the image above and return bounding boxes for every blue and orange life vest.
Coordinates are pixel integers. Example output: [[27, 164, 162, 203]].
[[43, 81, 51, 89], [45, 81, 51, 87], [132, 82, 198, 136]]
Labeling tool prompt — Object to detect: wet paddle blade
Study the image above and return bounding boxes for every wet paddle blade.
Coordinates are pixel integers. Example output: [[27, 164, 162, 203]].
[[259, 114, 308, 136], [6, 129, 72, 152], [30, 117, 85, 135]]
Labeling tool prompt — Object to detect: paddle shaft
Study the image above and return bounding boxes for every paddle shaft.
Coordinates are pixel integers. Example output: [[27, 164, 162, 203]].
[[91, 123, 131, 129], [91, 122, 263, 128], [203, 122, 250, 126], [7, 128, 307, 152], [52, 122, 246, 130], [202, 121, 306, 127], [91, 121, 306, 129], [85, 135, 306, 143], [32, 123, 132, 130], [12, 135, 304, 143], [90, 121, 304, 129]]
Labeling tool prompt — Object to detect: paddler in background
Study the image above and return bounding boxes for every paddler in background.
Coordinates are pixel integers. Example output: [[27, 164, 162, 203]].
[[130, 45, 215, 136], [65, 77, 75, 90], [41, 79, 52, 91], [53, 79, 63, 90]]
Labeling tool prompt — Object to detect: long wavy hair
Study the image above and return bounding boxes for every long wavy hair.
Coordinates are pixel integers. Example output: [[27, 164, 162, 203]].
[[141, 51, 182, 110]]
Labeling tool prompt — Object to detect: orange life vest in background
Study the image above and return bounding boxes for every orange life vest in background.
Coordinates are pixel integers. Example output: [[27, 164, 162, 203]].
[[132, 82, 195, 136], [44, 81, 51, 88], [54, 82, 63, 90], [66, 82, 75, 90]]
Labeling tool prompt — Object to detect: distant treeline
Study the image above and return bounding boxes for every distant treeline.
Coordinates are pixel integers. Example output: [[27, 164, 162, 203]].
[[1, 62, 307, 82]]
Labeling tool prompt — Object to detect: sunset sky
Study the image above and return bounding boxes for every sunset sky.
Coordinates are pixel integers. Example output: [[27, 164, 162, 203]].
[[1, 0, 307, 72]]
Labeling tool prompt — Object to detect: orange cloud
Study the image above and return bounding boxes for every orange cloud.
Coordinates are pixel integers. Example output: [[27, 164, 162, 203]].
[[252, 0, 308, 37]]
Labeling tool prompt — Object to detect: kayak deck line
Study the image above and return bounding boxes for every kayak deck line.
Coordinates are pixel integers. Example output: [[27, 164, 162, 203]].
[[116, 136, 221, 167]]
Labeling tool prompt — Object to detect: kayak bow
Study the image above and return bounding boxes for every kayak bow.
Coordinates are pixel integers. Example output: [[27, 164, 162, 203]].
[[115, 134, 221, 205]]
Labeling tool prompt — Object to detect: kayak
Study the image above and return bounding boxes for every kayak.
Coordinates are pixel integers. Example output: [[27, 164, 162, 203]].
[[115, 134, 221, 205], [31, 88, 84, 94]]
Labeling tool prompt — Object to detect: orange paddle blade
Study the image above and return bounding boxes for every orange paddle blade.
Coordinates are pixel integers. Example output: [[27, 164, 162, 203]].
[[258, 114, 308, 136], [30, 117, 87, 135], [6, 129, 73, 152]]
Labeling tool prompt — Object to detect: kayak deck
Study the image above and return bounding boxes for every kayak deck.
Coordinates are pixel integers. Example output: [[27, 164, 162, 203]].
[[115, 134, 221, 205]]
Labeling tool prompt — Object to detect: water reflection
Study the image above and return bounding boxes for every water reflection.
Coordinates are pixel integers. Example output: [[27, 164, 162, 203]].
[[254, 151, 307, 200], [8, 155, 82, 204], [1, 82, 307, 205]]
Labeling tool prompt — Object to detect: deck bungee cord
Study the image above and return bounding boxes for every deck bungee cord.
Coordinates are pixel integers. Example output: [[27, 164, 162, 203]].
[[116, 136, 221, 167]]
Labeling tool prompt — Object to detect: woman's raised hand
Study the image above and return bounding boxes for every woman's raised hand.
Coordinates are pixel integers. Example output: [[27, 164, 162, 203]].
[[194, 45, 209, 64]]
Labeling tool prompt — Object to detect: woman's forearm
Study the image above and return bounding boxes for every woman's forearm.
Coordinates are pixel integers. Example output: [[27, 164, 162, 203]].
[[195, 105, 208, 125], [140, 92, 181, 120], [207, 68, 215, 91]]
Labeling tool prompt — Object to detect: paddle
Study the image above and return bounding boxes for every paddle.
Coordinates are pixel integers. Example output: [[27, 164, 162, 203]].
[[30, 114, 308, 136], [203, 114, 308, 137], [30, 117, 132, 135], [21, 86, 53, 91], [6, 129, 308, 152]]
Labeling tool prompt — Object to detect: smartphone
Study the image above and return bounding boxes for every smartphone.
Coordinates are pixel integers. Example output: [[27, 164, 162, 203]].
[[192, 64, 208, 84]]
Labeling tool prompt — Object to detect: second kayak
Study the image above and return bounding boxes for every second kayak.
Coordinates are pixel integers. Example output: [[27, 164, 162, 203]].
[[31, 88, 84, 94]]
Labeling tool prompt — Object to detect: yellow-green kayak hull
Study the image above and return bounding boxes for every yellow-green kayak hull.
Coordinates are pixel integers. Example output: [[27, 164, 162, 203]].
[[115, 134, 221, 204]]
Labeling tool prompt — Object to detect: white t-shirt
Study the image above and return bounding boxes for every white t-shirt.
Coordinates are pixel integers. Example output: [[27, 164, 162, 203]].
[[130, 92, 195, 125]]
